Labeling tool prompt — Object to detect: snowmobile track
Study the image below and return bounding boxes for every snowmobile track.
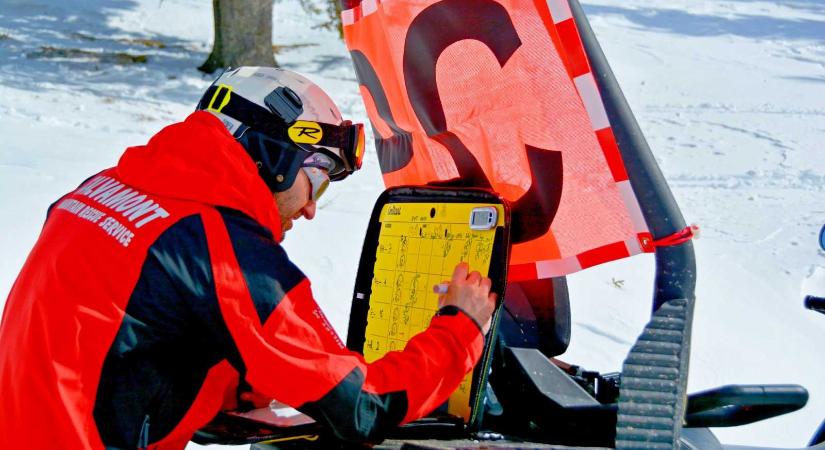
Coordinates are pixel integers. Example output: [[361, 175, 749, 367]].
[[616, 297, 693, 450]]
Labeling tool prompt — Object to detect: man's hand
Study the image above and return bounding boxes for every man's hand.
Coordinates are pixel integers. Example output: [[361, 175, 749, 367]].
[[437, 262, 497, 334]]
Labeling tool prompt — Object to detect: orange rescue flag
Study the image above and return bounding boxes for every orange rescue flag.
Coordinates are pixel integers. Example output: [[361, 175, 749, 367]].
[[342, 0, 652, 280]]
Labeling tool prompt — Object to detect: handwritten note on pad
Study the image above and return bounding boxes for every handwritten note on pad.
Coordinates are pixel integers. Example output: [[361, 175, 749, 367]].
[[361, 202, 504, 419]]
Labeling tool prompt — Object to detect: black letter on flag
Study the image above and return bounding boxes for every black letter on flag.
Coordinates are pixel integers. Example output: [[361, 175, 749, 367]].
[[404, 0, 563, 243]]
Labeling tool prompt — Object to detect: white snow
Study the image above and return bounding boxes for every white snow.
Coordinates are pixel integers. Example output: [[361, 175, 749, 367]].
[[0, 0, 823, 448]]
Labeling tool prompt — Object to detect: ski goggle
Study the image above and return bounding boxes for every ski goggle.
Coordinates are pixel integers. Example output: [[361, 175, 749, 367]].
[[289, 119, 365, 181], [200, 84, 365, 181], [302, 153, 334, 201]]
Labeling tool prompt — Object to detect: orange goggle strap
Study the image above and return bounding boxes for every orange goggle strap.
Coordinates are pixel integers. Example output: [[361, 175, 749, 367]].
[[199, 85, 364, 179]]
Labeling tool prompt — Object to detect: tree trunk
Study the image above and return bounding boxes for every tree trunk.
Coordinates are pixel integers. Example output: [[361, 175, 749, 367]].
[[199, 0, 277, 74]]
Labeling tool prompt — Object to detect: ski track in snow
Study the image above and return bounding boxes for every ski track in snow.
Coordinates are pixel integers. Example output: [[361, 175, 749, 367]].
[[0, 0, 823, 448], [574, 322, 633, 346]]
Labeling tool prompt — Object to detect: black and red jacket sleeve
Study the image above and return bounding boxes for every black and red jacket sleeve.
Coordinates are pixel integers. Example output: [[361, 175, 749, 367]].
[[202, 208, 483, 442]]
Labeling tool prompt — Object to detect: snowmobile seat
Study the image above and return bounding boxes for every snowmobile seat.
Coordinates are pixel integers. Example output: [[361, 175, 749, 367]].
[[497, 277, 571, 358]]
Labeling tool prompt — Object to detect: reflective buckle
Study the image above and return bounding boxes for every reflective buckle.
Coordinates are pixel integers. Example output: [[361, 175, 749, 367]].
[[207, 84, 232, 114]]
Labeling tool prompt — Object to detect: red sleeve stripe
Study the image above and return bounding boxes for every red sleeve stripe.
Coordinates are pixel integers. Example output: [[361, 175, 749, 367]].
[[150, 361, 238, 448], [200, 209, 317, 402], [201, 208, 265, 353], [202, 208, 361, 406]]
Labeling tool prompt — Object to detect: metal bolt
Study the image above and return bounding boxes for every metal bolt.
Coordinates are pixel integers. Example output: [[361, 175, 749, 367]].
[[276, 174, 284, 182]]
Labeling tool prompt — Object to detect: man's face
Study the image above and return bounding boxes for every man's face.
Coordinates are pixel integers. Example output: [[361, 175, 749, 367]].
[[274, 170, 317, 237]]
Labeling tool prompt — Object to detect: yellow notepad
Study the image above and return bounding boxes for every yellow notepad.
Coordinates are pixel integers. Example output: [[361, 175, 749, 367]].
[[362, 202, 504, 420]]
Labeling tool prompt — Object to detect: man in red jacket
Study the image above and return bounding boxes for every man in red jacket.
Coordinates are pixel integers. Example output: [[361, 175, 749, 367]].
[[0, 67, 496, 449]]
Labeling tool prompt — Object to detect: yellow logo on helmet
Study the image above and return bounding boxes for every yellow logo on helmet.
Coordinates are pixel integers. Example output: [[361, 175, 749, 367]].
[[288, 121, 323, 144]]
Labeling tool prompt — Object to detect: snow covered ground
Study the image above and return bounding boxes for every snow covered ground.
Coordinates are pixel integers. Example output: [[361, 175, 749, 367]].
[[0, 0, 822, 448]]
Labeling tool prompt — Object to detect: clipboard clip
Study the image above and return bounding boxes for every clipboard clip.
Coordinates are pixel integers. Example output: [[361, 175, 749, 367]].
[[470, 207, 497, 230]]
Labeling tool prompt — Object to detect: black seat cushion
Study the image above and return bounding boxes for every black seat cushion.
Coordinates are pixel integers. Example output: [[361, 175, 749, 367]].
[[497, 277, 571, 358]]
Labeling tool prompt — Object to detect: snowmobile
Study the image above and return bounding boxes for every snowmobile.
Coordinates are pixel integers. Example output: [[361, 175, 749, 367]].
[[194, 1, 823, 448]]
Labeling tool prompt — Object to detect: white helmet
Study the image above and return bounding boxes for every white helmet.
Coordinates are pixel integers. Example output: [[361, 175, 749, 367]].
[[197, 67, 365, 192]]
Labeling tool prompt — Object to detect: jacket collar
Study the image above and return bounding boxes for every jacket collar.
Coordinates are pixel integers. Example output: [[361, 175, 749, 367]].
[[116, 111, 283, 242]]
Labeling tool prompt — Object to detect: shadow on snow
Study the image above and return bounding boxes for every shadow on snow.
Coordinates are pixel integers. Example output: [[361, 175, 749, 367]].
[[0, 0, 210, 106], [582, 2, 825, 43]]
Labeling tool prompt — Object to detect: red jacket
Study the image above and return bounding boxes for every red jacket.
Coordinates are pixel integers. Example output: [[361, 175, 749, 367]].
[[0, 111, 483, 449]]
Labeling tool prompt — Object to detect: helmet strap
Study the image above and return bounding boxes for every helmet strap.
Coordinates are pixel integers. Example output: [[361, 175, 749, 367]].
[[233, 124, 251, 139], [236, 128, 305, 193]]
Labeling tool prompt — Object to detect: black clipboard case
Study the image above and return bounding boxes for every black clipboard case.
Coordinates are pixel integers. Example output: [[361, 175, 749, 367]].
[[346, 186, 511, 431]]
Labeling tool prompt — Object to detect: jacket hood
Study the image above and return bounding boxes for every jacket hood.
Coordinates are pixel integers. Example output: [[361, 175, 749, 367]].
[[117, 111, 283, 242]]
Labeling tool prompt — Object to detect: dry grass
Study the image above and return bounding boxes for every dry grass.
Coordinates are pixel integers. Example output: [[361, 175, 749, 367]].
[[27, 46, 148, 64], [71, 32, 166, 49], [272, 42, 318, 55], [127, 38, 166, 49]]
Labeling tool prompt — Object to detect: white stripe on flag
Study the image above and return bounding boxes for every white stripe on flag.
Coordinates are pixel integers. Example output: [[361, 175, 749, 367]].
[[625, 237, 643, 255], [536, 257, 582, 279], [546, 0, 573, 23], [574, 73, 610, 131], [342, 8, 356, 26], [618, 180, 648, 232], [363, 0, 378, 16]]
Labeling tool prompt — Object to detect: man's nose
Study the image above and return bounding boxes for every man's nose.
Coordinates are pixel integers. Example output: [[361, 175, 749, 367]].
[[301, 200, 317, 221]]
